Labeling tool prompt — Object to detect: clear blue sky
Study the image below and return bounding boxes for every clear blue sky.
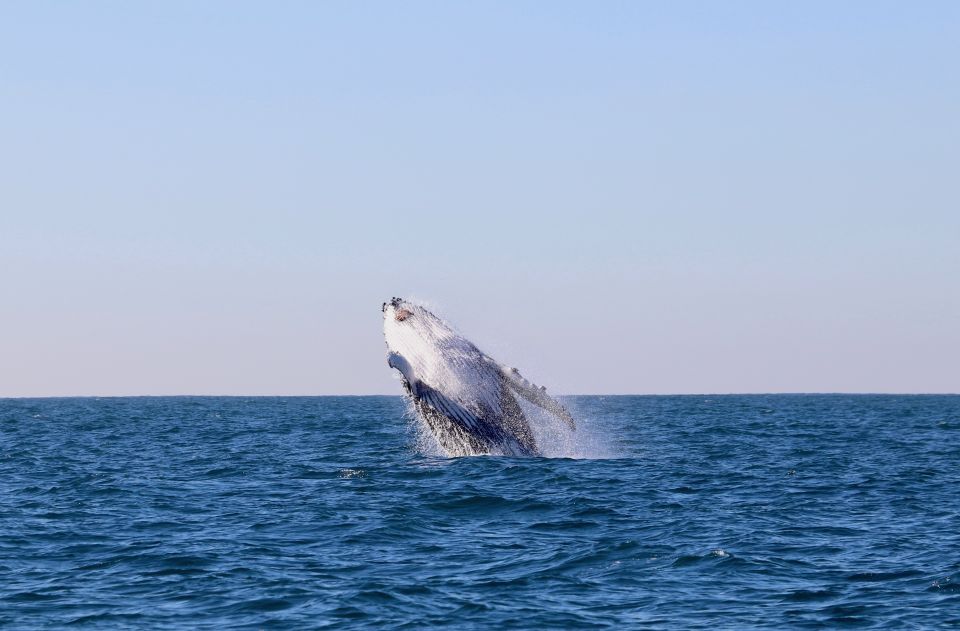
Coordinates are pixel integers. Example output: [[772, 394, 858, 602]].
[[2, 1, 957, 396]]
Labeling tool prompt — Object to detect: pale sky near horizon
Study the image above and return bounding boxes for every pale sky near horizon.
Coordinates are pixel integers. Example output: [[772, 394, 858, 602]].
[[1, 1, 958, 397]]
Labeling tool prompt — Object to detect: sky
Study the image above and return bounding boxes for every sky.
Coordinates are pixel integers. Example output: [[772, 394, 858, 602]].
[[1, 1, 958, 396]]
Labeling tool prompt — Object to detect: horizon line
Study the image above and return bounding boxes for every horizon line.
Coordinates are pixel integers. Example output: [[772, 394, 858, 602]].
[[2, 391, 958, 400]]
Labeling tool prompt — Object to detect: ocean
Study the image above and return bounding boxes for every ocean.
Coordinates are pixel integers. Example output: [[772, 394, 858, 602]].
[[1, 395, 958, 628]]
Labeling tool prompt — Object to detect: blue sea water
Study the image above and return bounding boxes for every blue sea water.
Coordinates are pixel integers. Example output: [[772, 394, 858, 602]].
[[1, 395, 958, 629]]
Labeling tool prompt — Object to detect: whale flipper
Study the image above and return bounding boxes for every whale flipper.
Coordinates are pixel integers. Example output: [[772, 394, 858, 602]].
[[493, 360, 576, 431], [389, 349, 479, 430], [388, 351, 418, 394]]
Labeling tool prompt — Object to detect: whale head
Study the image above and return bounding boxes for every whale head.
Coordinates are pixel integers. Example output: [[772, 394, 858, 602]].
[[382, 298, 458, 368]]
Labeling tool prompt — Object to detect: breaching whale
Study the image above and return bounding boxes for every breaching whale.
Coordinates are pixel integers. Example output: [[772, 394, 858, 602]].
[[382, 297, 575, 457]]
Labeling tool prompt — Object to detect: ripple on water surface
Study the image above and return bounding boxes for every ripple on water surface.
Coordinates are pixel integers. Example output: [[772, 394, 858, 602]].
[[1, 395, 959, 628]]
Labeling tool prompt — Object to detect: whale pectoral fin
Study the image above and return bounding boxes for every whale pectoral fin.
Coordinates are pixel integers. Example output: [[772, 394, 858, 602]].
[[493, 360, 576, 431], [388, 351, 418, 396], [418, 383, 483, 434]]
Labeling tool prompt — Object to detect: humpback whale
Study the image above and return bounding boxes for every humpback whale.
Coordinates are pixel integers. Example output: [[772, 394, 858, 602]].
[[382, 297, 575, 457]]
